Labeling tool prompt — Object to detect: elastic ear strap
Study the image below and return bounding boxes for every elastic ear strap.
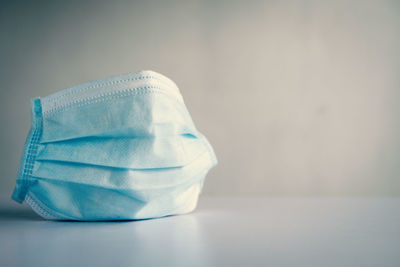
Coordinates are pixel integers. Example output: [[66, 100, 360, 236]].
[[12, 98, 42, 203]]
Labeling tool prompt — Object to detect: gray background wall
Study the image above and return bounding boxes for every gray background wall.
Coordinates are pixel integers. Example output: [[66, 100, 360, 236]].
[[1, 0, 399, 196]]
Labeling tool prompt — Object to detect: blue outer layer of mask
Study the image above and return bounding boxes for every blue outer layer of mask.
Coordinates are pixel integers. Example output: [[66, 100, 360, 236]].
[[11, 71, 217, 221]]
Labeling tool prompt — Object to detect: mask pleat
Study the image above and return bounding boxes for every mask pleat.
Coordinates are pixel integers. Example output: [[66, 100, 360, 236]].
[[41, 88, 195, 143], [36, 135, 207, 169], [31, 148, 214, 193], [29, 179, 203, 220], [28, 181, 148, 220]]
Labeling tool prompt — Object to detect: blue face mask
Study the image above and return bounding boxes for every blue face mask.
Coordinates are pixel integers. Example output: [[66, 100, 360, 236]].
[[12, 71, 217, 221]]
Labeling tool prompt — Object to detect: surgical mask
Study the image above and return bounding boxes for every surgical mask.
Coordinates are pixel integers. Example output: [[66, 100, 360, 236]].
[[11, 70, 217, 221]]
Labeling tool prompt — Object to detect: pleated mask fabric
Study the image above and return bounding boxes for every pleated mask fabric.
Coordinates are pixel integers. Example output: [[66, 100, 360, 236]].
[[11, 70, 217, 221]]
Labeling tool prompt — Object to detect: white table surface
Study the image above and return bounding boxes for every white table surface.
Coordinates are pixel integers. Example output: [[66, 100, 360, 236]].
[[0, 195, 399, 267]]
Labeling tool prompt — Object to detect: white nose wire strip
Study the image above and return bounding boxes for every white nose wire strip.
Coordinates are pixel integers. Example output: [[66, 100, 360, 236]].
[[41, 71, 184, 114]]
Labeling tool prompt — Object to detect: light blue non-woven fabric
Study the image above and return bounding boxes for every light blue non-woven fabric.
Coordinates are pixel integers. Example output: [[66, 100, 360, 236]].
[[11, 71, 217, 221]]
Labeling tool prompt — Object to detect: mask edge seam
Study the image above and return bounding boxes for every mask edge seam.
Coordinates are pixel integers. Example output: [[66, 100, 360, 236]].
[[43, 87, 180, 115], [25, 193, 75, 220], [46, 72, 177, 103], [12, 99, 43, 202]]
